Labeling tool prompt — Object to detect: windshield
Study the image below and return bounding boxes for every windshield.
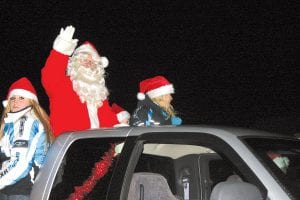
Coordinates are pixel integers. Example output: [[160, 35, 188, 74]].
[[244, 137, 300, 199]]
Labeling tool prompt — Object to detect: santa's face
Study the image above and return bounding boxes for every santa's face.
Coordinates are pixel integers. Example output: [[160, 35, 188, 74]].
[[69, 53, 105, 83], [67, 52, 108, 107], [76, 54, 97, 69]]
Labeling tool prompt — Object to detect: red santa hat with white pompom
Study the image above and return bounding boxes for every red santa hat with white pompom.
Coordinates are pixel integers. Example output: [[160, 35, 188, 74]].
[[2, 77, 38, 107], [137, 75, 174, 100]]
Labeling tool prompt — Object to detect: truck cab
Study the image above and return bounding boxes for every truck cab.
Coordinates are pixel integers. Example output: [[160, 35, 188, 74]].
[[31, 126, 300, 200]]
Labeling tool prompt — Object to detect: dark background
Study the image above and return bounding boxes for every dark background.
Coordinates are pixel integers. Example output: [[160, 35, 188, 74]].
[[0, 1, 299, 135]]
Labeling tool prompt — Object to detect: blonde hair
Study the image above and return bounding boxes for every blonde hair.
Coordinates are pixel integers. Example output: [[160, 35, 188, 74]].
[[151, 95, 176, 118], [0, 99, 54, 143], [0, 105, 11, 139]]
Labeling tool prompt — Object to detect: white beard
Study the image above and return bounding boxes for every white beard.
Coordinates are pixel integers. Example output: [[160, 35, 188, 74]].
[[68, 61, 109, 108]]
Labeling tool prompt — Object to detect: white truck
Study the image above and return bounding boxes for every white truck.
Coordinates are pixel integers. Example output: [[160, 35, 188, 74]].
[[31, 126, 300, 200]]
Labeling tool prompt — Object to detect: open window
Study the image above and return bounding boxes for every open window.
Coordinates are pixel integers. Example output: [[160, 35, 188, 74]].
[[49, 137, 124, 200], [124, 132, 266, 200], [244, 137, 300, 199]]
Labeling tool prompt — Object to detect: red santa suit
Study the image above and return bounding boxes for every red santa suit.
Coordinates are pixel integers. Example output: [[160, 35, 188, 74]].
[[42, 26, 118, 137]]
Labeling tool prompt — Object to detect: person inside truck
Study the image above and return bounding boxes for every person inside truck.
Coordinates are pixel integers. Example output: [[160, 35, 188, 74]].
[[267, 150, 290, 174]]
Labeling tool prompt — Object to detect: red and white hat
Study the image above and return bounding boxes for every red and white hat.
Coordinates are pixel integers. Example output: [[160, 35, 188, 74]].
[[2, 77, 38, 107], [111, 103, 130, 123], [137, 75, 174, 100], [73, 41, 109, 68]]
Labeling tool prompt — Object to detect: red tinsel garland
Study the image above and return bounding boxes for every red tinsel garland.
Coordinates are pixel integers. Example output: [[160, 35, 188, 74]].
[[68, 143, 116, 200]]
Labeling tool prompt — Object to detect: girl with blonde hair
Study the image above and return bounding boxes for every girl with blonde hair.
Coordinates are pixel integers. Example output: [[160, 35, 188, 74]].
[[0, 77, 53, 200], [131, 75, 182, 126]]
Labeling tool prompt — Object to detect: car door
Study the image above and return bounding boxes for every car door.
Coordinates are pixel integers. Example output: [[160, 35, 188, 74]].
[[112, 131, 267, 200], [31, 133, 127, 200]]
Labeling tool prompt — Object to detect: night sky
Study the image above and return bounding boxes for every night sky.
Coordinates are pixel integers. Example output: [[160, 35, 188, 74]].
[[0, 1, 299, 134]]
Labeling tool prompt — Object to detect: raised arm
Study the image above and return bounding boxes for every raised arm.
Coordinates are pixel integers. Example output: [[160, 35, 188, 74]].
[[41, 25, 79, 96]]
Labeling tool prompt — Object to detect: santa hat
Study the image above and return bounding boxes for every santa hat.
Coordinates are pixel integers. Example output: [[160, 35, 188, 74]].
[[137, 75, 174, 100], [73, 41, 109, 68], [112, 103, 130, 123], [2, 77, 38, 107]]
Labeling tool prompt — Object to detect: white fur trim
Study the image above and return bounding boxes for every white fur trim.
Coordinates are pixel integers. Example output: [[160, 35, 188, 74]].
[[87, 103, 99, 128], [100, 57, 109, 68], [73, 43, 100, 60], [8, 89, 38, 103], [137, 93, 145, 100], [147, 84, 174, 98], [117, 111, 130, 123], [2, 100, 8, 107]]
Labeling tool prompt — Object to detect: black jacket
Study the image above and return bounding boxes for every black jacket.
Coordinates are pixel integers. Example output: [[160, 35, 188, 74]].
[[130, 96, 172, 126]]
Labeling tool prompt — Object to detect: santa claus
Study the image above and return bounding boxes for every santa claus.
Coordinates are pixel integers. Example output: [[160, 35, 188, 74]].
[[41, 25, 118, 137]]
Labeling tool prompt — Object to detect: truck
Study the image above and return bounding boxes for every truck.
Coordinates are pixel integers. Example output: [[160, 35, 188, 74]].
[[30, 125, 300, 200]]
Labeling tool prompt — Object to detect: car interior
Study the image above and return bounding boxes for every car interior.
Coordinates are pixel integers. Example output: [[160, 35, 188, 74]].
[[128, 143, 261, 200]]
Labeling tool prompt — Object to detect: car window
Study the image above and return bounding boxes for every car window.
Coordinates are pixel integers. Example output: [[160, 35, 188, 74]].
[[49, 138, 124, 200], [127, 141, 259, 200], [244, 137, 300, 199]]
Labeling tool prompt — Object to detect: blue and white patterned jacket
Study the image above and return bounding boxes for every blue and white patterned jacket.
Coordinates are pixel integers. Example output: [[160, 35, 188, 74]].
[[0, 106, 50, 195]]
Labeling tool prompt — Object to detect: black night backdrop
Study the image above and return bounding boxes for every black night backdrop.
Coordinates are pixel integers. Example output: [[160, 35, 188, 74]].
[[0, 1, 299, 135]]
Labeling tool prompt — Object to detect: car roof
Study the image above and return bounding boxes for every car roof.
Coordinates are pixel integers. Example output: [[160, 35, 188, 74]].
[[56, 125, 290, 140], [52, 125, 295, 160]]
